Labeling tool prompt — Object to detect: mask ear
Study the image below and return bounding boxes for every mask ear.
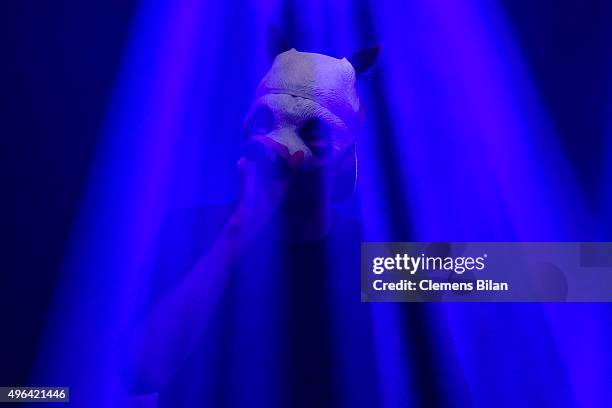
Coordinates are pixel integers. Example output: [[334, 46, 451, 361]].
[[266, 25, 291, 60], [348, 45, 382, 75]]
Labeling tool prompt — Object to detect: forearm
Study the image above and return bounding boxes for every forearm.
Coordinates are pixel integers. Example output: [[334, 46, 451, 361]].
[[124, 217, 250, 394], [124, 144, 297, 394]]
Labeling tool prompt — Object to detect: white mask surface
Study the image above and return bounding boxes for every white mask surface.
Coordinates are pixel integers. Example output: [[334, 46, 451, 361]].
[[247, 49, 362, 167], [244, 47, 376, 201]]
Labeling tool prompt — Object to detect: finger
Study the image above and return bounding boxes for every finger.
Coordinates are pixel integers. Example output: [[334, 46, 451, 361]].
[[287, 150, 304, 171], [238, 158, 258, 200], [244, 140, 266, 162], [237, 157, 247, 171], [255, 137, 291, 161]]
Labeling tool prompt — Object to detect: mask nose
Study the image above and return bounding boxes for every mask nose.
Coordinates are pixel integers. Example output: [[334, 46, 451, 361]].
[[245, 130, 313, 167]]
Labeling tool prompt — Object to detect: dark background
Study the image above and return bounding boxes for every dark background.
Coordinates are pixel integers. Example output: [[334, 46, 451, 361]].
[[1, 0, 610, 385], [2, 0, 139, 385]]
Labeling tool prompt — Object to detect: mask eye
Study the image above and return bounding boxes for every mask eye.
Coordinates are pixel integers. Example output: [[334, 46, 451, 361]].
[[299, 119, 332, 158], [246, 106, 274, 138]]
